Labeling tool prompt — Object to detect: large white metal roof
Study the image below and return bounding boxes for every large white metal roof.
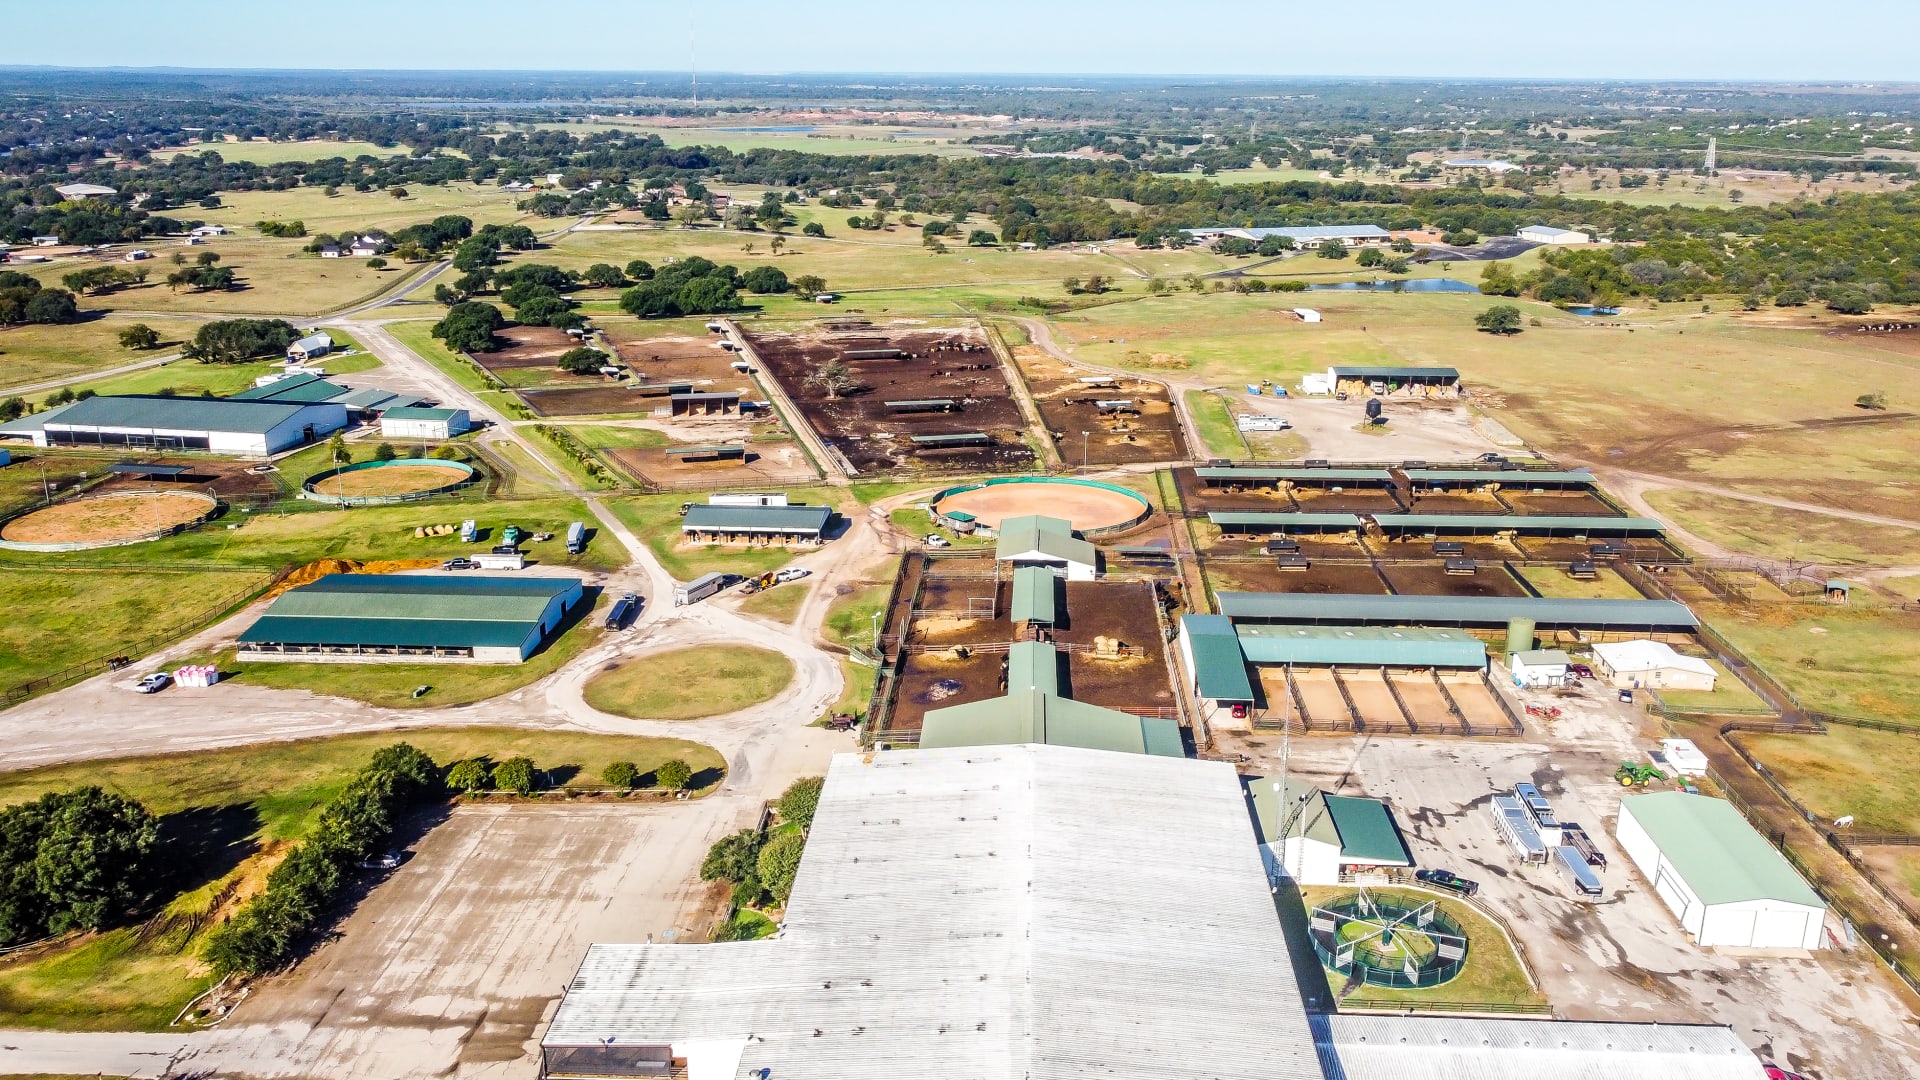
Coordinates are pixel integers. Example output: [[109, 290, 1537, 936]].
[[1313, 1014, 1766, 1080], [546, 744, 1322, 1080]]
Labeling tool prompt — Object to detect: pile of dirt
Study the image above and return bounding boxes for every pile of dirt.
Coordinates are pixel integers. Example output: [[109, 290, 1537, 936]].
[[266, 557, 440, 599]]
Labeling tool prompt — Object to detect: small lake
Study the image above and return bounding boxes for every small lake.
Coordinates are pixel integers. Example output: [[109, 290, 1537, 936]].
[[1306, 279, 1481, 294], [1563, 306, 1621, 317]]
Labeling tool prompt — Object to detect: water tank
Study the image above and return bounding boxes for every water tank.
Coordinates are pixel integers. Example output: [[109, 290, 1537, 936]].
[[1505, 617, 1536, 656]]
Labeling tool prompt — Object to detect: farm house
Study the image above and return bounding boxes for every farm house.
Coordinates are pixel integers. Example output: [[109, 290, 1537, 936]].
[[236, 574, 584, 664], [1615, 792, 1826, 950]]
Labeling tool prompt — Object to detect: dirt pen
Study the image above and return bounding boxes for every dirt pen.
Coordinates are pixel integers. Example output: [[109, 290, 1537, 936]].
[[1008, 343, 1187, 465], [0, 489, 219, 550], [741, 320, 1035, 474], [302, 459, 476, 506], [930, 476, 1152, 536]]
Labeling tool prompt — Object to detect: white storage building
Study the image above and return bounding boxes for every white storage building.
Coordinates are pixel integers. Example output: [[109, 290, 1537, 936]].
[[1518, 224, 1591, 245], [379, 406, 471, 440], [1616, 792, 1826, 950], [10, 395, 346, 456], [1592, 639, 1717, 692], [1508, 648, 1571, 689]]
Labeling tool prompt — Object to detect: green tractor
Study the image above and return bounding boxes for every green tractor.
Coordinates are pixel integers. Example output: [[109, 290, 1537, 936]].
[[1614, 761, 1667, 787]]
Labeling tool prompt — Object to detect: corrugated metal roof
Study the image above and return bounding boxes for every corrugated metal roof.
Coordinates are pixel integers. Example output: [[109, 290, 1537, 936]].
[[232, 374, 350, 403], [1189, 225, 1391, 240], [1404, 468, 1596, 486], [1313, 1014, 1768, 1080], [236, 574, 579, 649], [1322, 795, 1413, 864], [289, 332, 333, 352], [1513, 649, 1572, 665], [1216, 592, 1700, 629], [1236, 624, 1489, 668], [682, 503, 832, 533], [1208, 511, 1361, 529], [0, 402, 77, 435], [996, 515, 1095, 567], [1181, 614, 1256, 702], [380, 406, 462, 421], [545, 745, 1320, 1079], [1247, 776, 1341, 848], [910, 431, 991, 444], [1371, 513, 1663, 534], [1591, 640, 1717, 678], [1331, 365, 1461, 380], [332, 387, 416, 410], [1620, 793, 1825, 909], [1010, 566, 1058, 625], [1196, 467, 1391, 483], [238, 614, 542, 649], [43, 395, 331, 434], [1007, 640, 1060, 696]]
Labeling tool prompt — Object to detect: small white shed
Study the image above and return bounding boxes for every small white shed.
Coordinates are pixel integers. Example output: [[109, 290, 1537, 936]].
[[1508, 648, 1570, 689], [1616, 792, 1825, 950], [380, 407, 471, 441]]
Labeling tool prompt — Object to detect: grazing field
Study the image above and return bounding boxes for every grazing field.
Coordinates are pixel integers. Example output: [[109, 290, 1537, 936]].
[[151, 139, 416, 165], [203, 180, 532, 234], [583, 645, 795, 720], [533, 120, 985, 156], [17, 237, 425, 316], [1741, 725, 1920, 834], [0, 450, 123, 517], [1646, 488, 1920, 567], [1700, 602, 1920, 724], [0, 727, 722, 1031], [0, 318, 195, 391], [1518, 564, 1647, 600], [0, 566, 272, 690]]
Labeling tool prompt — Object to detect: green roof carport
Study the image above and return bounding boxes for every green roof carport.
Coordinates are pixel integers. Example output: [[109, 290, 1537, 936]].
[[1180, 614, 1255, 703], [1006, 640, 1060, 696], [1235, 625, 1488, 669], [1403, 469, 1596, 487], [1194, 467, 1391, 484], [1620, 792, 1824, 908], [1010, 566, 1059, 626], [1369, 513, 1664, 536], [1215, 592, 1699, 631], [1208, 512, 1361, 532]]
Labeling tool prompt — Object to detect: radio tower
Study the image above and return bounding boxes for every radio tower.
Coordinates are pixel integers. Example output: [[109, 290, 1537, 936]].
[[689, 17, 698, 108], [1705, 136, 1717, 176]]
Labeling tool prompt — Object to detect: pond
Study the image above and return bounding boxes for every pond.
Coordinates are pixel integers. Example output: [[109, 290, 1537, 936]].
[[1563, 306, 1621, 317], [1306, 279, 1481, 294]]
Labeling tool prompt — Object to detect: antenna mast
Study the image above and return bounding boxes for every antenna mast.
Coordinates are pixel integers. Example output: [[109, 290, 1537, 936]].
[[1705, 136, 1717, 176], [689, 17, 698, 108]]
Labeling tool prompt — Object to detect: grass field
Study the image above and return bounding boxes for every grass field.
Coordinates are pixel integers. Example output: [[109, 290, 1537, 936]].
[[0, 567, 271, 690], [583, 645, 794, 720], [1294, 886, 1545, 1009], [532, 121, 982, 157], [0, 727, 722, 1031], [18, 238, 433, 317], [604, 489, 842, 579], [0, 449, 123, 516], [1646, 489, 1920, 567], [736, 583, 809, 623], [0, 318, 197, 392], [71, 348, 380, 400], [151, 139, 417, 165], [1185, 389, 1249, 459], [1700, 602, 1920, 723], [1520, 565, 1646, 600], [1741, 725, 1920, 834], [203, 181, 532, 235], [1655, 659, 1770, 712]]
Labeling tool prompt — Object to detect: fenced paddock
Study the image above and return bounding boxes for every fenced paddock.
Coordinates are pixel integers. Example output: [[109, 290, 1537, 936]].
[[301, 459, 477, 506], [0, 489, 220, 551]]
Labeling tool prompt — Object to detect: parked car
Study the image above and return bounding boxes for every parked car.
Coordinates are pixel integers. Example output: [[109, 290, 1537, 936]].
[[924, 534, 951, 548], [1230, 703, 1249, 720], [775, 568, 811, 583], [1415, 868, 1480, 896], [605, 592, 641, 630], [135, 672, 172, 694], [1568, 662, 1594, 679], [1763, 1066, 1807, 1080], [442, 557, 476, 571], [357, 853, 401, 871]]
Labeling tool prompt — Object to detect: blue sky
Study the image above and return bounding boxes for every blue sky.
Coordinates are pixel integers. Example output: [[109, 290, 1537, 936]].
[[4, 0, 1917, 80]]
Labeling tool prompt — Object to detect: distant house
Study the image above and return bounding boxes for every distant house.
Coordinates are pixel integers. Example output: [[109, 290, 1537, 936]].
[[286, 333, 334, 362], [190, 224, 229, 237], [317, 244, 342, 258], [1183, 224, 1391, 248], [348, 234, 389, 257], [123, 249, 151, 262], [1443, 158, 1521, 173], [1518, 224, 1591, 245], [31, 236, 60, 247], [54, 182, 118, 199], [501, 180, 533, 193]]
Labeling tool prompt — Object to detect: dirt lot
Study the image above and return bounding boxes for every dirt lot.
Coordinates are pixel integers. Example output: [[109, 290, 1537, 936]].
[[1292, 487, 1406, 513], [741, 320, 1035, 474], [608, 439, 818, 488], [1379, 560, 1533, 598], [1374, 536, 1522, 562], [1214, 704, 1920, 1079], [1, 490, 213, 543], [1442, 671, 1519, 731], [1205, 554, 1389, 596], [1404, 491, 1507, 514], [1011, 344, 1186, 465], [1502, 490, 1621, 516], [608, 332, 746, 388], [887, 568, 1174, 732], [1341, 668, 1411, 729], [471, 325, 579, 373], [309, 463, 471, 498]]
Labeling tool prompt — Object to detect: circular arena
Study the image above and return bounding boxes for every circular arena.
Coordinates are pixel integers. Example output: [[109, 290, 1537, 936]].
[[302, 459, 476, 506], [1307, 889, 1468, 990], [0, 490, 221, 551], [930, 476, 1152, 536]]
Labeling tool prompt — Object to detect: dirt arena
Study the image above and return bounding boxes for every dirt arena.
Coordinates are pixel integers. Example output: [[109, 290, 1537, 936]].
[[1, 490, 214, 543], [308, 463, 471, 498], [471, 326, 581, 372], [741, 320, 1035, 474], [606, 441, 819, 487], [1010, 344, 1187, 465], [932, 478, 1150, 533]]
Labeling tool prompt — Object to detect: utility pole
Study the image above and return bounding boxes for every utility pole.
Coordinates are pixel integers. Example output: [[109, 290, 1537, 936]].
[[1705, 137, 1717, 177], [1081, 431, 1090, 472]]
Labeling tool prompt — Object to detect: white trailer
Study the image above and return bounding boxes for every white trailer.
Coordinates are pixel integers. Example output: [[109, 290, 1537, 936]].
[[675, 572, 728, 606], [709, 493, 789, 507], [473, 552, 525, 571]]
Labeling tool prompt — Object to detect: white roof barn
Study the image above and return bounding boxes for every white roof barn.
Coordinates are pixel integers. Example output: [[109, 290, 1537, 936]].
[[54, 182, 118, 199], [1519, 224, 1592, 245], [1591, 639, 1716, 691]]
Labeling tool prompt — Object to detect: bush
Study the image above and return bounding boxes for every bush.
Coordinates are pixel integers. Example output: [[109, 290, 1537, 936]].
[[756, 831, 806, 906], [446, 759, 490, 793], [1774, 287, 1809, 307], [373, 443, 398, 462], [492, 756, 537, 795], [802, 222, 826, 238], [0, 787, 159, 944], [701, 829, 763, 883], [656, 759, 693, 791], [777, 777, 824, 829], [602, 761, 640, 789], [557, 347, 604, 375]]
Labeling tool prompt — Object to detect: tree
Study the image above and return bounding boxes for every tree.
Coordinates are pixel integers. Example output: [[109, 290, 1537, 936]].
[[1215, 236, 1256, 257], [967, 229, 998, 246], [327, 432, 350, 465], [582, 263, 627, 289], [433, 283, 465, 307], [446, 760, 491, 793], [1084, 274, 1109, 294], [1316, 239, 1350, 260], [1255, 235, 1293, 256], [806, 359, 860, 399], [674, 204, 707, 229], [1856, 391, 1889, 410], [1774, 287, 1809, 307], [1479, 260, 1522, 297], [770, 234, 786, 256], [803, 222, 827, 238], [0, 787, 159, 943], [1474, 304, 1524, 335], [624, 259, 655, 281], [741, 266, 790, 294], [792, 274, 827, 300], [492, 757, 537, 795], [1825, 288, 1873, 315], [1355, 247, 1384, 268], [185, 319, 300, 363], [557, 347, 605, 375], [366, 257, 387, 270], [118, 324, 160, 350], [701, 830, 763, 883], [601, 761, 640, 789], [373, 442, 398, 462], [0, 398, 23, 422], [777, 777, 825, 829], [1382, 256, 1412, 275], [389, 186, 409, 199], [432, 301, 506, 352], [756, 831, 806, 906], [1146, 277, 1167, 295], [1062, 276, 1083, 295], [655, 759, 693, 791]]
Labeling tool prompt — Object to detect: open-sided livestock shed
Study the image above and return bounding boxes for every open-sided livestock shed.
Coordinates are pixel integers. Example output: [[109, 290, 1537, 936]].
[[1216, 592, 1700, 632], [235, 574, 584, 664], [681, 502, 833, 542]]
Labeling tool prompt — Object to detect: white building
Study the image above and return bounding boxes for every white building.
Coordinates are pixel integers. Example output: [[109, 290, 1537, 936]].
[[8, 396, 346, 456], [190, 224, 229, 237], [54, 182, 118, 199], [1508, 648, 1571, 689], [994, 514, 1097, 580], [286, 333, 334, 362], [1184, 224, 1391, 247], [1616, 792, 1826, 950], [1292, 307, 1322, 323], [380, 407, 471, 440], [123, 249, 150, 262], [1519, 224, 1592, 245], [1443, 158, 1522, 173], [1247, 776, 1413, 886], [1591, 639, 1717, 692]]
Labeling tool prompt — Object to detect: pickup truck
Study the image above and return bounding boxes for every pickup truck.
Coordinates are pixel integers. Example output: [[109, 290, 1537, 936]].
[[1415, 868, 1480, 896]]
